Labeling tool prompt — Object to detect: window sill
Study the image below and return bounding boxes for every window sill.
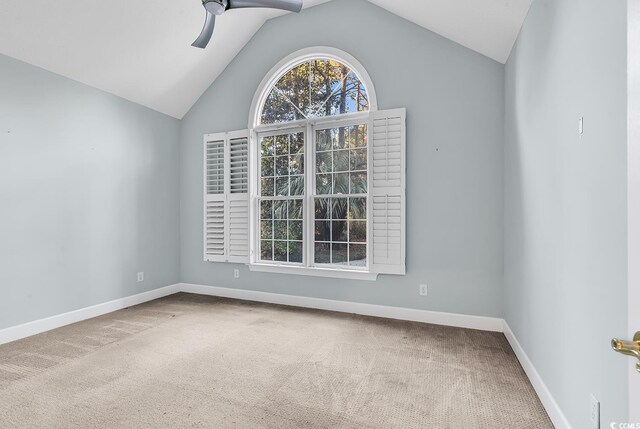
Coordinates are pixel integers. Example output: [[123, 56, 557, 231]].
[[249, 263, 379, 281]]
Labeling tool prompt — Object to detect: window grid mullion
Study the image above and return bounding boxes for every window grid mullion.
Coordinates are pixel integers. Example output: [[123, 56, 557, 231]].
[[256, 129, 305, 266], [311, 123, 368, 269], [254, 118, 369, 271], [306, 122, 315, 269]]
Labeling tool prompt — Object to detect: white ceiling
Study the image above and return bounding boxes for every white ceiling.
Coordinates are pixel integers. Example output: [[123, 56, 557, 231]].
[[367, 0, 532, 64], [0, 0, 532, 119]]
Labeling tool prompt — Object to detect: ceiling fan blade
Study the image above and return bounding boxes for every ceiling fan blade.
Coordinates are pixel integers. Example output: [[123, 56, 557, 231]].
[[228, 0, 302, 13], [192, 11, 216, 49]]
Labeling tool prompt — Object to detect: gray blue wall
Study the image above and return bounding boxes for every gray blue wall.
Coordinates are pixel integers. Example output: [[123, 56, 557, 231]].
[[1, 0, 632, 424], [504, 0, 628, 425], [179, 0, 505, 317], [0, 54, 181, 330]]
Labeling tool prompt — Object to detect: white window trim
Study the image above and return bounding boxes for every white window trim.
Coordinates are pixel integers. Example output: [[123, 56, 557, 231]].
[[249, 263, 379, 281], [247, 48, 379, 280]]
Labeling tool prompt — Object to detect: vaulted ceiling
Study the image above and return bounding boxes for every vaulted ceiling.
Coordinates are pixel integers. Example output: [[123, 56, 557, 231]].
[[0, 0, 532, 119]]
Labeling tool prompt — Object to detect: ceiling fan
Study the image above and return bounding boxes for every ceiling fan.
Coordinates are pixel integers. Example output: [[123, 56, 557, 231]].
[[192, 0, 303, 49]]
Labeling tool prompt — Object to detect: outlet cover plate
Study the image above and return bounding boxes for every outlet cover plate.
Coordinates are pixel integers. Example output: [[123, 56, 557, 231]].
[[590, 394, 600, 427]]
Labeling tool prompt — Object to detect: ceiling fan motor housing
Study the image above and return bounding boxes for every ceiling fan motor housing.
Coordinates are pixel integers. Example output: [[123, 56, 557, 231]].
[[194, 0, 303, 49], [204, 0, 227, 15]]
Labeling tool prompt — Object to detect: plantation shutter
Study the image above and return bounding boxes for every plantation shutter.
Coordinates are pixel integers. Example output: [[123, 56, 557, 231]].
[[369, 108, 406, 275], [226, 133, 250, 263], [203, 130, 250, 263], [204, 135, 226, 262]]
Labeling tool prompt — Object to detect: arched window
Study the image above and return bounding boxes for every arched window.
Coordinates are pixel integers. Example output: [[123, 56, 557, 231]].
[[249, 47, 377, 128], [259, 58, 370, 125], [203, 48, 405, 280]]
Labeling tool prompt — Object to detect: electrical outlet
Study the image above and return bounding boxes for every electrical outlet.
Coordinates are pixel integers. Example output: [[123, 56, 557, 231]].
[[137, 272, 144, 282], [590, 394, 600, 427], [234, 269, 240, 279], [419, 284, 428, 296]]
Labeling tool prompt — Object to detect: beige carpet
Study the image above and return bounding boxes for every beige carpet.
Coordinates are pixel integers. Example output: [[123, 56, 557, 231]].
[[0, 293, 553, 428]]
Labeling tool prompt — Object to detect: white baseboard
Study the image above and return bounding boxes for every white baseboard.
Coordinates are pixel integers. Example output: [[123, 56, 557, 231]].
[[179, 283, 504, 332], [503, 321, 571, 429], [0, 284, 180, 346]]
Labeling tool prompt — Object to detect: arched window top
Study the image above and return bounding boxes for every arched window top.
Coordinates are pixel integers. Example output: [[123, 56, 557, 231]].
[[251, 48, 377, 127], [260, 58, 369, 125]]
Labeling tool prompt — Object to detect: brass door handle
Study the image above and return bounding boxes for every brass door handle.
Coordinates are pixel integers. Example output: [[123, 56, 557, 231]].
[[612, 331, 640, 373]]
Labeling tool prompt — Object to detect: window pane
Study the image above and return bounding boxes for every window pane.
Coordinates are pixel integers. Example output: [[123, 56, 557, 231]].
[[261, 241, 273, 261], [333, 173, 349, 194], [275, 176, 289, 196], [333, 150, 349, 172], [332, 198, 348, 220], [260, 200, 273, 219], [274, 221, 287, 240], [261, 178, 274, 196], [315, 198, 329, 220], [274, 241, 288, 261], [258, 198, 306, 265], [261, 136, 274, 157], [332, 221, 348, 242], [314, 125, 368, 196], [324, 71, 370, 116], [289, 221, 303, 241], [316, 174, 332, 194], [350, 149, 367, 171], [261, 132, 304, 199], [316, 129, 332, 151], [349, 221, 366, 242], [276, 156, 289, 176], [349, 244, 367, 266], [332, 243, 348, 265], [333, 128, 349, 150], [316, 152, 332, 173], [290, 175, 304, 196], [289, 154, 304, 175], [288, 199, 303, 220], [263, 122, 370, 269], [274, 200, 287, 219], [258, 131, 306, 265], [275, 135, 289, 155], [290, 133, 304, 155], [349, 197, 367, 219], [288, 241, 303, 263], [261, 156, 274, 177], [313, 196, 367, 268], [314, 243, 330, 263], [350, 172, 367, 194], [315, 221, 330, 241], [260, 220, 273, 240], [350, 125, 367, 148], [260, 59, 369, 125]]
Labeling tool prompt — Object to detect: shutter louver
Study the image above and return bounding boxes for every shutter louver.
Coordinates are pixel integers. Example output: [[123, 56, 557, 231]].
[[225, 131, 250, 263], [370, 109, 406, 275], [205, 200, 225, 259], [229, 137, 249, 194], [206, 139, 225, 195], [227, 198, 249, 262], [203, 130, 250, 263]]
